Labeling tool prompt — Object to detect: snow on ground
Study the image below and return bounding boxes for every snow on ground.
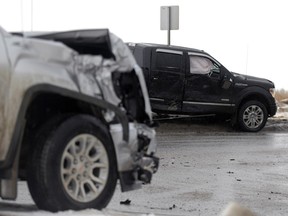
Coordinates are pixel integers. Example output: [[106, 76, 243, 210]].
[[274, 112, 288, 119], [0, 206, 155, 216], [0, 209, 106, 216], [275, 101, 288, 119]]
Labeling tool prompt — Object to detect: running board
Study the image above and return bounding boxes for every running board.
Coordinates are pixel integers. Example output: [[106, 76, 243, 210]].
[[153, 114, 216, 121]]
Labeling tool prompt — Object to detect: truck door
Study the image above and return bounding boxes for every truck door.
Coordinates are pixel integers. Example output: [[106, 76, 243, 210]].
[[183, 53, 232, 114], [149, 48, 184, 113]]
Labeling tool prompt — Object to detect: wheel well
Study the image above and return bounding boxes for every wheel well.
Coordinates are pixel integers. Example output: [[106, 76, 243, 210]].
[[238, 94, 270, 115], [18, 93, 107, 179]]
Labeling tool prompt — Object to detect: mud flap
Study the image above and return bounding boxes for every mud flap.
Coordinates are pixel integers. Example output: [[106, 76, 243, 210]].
[[0, 146, 20, 200]]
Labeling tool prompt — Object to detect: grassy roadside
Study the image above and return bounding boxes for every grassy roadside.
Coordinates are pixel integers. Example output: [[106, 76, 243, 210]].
[[275, 89, 288, 103]]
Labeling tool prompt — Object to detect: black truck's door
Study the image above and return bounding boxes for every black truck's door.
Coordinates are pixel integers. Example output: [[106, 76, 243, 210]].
[[183, 53, 233, 114], [149, 48, 185, 113]]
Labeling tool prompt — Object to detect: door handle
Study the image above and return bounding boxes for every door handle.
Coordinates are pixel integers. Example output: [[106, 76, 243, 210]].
[[153, 77, 158, 80]]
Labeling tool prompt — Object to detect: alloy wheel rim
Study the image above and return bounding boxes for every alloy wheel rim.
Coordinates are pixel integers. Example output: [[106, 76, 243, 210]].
[[243, 105, 264, 129], [60, 134, 109, 203]]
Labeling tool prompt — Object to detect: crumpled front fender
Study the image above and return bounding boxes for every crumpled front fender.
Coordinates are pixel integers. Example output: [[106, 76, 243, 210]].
[[110, 123, 158, 191]]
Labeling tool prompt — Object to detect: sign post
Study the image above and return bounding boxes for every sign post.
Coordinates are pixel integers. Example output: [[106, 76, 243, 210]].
[[160, 6, 179, 45]]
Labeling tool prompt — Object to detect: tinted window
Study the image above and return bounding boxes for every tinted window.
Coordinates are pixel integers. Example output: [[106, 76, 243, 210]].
[[155, 51, 182, 72]]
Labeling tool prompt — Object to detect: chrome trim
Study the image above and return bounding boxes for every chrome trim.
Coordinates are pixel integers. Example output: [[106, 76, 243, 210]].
[[221, 99, 230, 102], [188, 52, 221, 66], [235, 83, 248, 87], [156, 49, 183, 55], [183, 101, 235, 107], [150, 98, 165, 102]]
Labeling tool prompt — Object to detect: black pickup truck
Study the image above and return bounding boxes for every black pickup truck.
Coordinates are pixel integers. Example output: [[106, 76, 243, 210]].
[[128, 43, 277, 132]]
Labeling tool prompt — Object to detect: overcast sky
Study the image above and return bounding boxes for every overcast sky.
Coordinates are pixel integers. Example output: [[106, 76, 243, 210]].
[[1, 0, 287, 89]]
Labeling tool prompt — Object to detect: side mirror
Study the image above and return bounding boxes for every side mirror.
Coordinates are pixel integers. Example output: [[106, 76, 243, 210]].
[[221, 75, 233, 89]]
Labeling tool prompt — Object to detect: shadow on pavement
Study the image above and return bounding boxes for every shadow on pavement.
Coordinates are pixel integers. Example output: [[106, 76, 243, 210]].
[[0, 202, 37, 212]]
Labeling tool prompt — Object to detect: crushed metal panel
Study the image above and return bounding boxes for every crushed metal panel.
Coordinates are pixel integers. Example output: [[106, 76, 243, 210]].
[[0, 28, 11, 155], [28, 30, 153, 120], [28, 29, 114, 58]]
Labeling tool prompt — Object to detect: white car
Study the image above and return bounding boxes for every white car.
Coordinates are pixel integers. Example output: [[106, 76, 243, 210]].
[[0, 27, 158, 212]]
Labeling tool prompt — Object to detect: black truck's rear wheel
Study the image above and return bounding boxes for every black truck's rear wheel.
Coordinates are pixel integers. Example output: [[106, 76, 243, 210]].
[[27, 115, 117, 212], [237, 100, 268, 132]]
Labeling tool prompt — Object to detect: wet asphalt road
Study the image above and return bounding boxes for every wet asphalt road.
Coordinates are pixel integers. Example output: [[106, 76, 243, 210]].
[[109, 118, 288, 215], [1, 118, 288, 216]]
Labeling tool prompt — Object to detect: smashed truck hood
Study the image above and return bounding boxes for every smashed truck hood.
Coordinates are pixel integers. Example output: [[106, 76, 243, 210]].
[[12, 29, 153, 120]]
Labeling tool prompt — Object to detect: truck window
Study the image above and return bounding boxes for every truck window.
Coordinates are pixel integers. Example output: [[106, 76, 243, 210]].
[[189, 56, 216, 75], [154, 51, 182, 72]]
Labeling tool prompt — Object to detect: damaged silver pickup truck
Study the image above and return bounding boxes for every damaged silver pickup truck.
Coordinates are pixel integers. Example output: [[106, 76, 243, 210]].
[[0, 26, 158, 212]]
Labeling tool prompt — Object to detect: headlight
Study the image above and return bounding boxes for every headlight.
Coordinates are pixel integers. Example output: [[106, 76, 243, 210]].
[[269, 88, 275, 97]]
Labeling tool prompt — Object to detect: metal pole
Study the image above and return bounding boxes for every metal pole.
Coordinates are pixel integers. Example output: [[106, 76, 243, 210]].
[[21, 0, 23, 32], [167, 6, 171, 45], [31, 0, 33, 31]]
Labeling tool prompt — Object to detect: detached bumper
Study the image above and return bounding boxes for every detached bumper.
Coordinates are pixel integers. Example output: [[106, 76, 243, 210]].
[[110, 123, 159, 192]]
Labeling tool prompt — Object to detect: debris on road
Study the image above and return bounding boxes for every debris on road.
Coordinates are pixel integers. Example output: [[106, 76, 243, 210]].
[[169, 204, 176, 210], [120, 199, 131, 205]]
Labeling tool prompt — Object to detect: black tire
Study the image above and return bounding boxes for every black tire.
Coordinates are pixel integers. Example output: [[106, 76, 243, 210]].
[[27, 114, 117, 212], [237, 100, 268, 132]]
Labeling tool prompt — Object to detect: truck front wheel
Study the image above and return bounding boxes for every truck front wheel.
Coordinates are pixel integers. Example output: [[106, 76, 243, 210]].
[[237, 100, 268, 132], [27, 115, 117, 212]]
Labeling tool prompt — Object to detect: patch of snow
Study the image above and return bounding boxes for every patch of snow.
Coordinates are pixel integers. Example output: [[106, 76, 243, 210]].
[[0, 209, 104, 216], [274, 110, 288, 119], [0, 207, 155, 216]]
